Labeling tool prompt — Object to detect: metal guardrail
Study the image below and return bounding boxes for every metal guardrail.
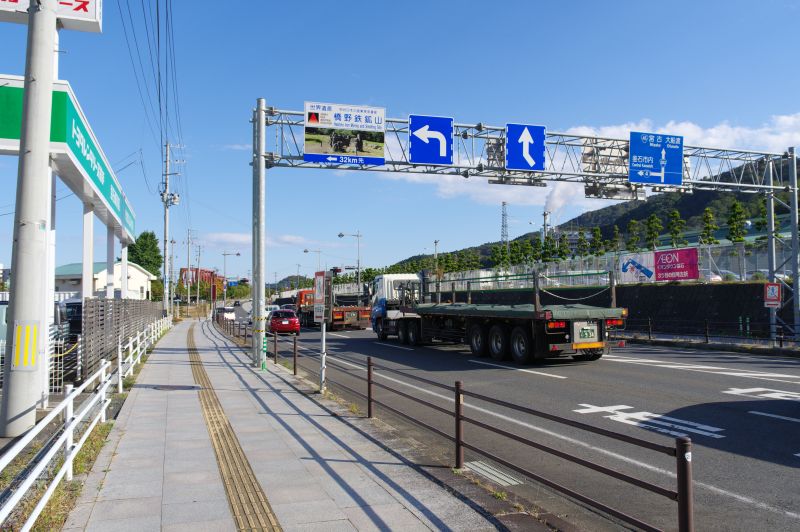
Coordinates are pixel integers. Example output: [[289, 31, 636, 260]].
[[0, 316, 171, 531], [621, 317, 798, 347], [244, 331, 695, 532]]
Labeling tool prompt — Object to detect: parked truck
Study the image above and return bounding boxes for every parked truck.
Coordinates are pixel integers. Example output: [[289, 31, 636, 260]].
[[297, 285, 371, 330], [369, 271, 626, 364]]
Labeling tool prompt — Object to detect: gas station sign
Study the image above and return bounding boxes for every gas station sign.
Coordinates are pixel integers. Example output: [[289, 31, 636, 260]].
[[0, 0, 103, 33]]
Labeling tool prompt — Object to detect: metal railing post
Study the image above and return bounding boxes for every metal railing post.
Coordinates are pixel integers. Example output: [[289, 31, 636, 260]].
[[64, 384, 74, 481], [676, 437, 694, 532], [100, 359, 107, 423], [76, 334, 82, 382], [648, 317, 652, 340], [293, 336, 298, 376], [117, 338, 123, 394], [367, 357, 373, 418], [455, 380, 464, 469], [704, 320, 710, 343], [273, 332, 278, 363]]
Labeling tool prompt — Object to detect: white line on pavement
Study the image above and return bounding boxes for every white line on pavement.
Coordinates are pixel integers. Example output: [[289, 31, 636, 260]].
[[748, 411, 800, 424], [375, 342, 414, 351], [289, 338, 800, 520], [329, 333, 349, 338], [469, 360, 567, 379]]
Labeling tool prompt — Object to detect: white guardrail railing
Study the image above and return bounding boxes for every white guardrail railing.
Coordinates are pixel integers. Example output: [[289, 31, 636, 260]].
[[0, 316, 171, 531]]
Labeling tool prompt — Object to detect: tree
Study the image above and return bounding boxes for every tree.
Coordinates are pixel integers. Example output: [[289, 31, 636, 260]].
[[557, 234, 570, 261], [576, 230, 590, 257], [542, 234, 557, 263], [519, 239, 535, 265], [727, 200, 748, 243], [644, 214, 663, 250], [626, 220, 641, 251], [490, 244, 509, 269], [508, 241, 523, 266], [150, 279, 163, 301], [699, 207, 719, 245], [666, 210, 687, 248], [530, 239, 542, 263], [128, 231, 163, 277], [590, 227, 604, 257]]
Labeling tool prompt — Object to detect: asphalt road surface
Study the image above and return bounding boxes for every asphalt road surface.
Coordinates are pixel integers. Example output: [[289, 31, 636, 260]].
[[264, 325, 800, 532]]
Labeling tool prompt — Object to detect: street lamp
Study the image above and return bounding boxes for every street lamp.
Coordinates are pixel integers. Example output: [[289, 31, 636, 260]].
[[338, 231, 362, 291], [222, 251, 240, 308], [304, 248, 322, 272]]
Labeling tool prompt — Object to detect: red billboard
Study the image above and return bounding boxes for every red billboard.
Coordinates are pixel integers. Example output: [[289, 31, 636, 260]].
[[654, 248, 699, 281]]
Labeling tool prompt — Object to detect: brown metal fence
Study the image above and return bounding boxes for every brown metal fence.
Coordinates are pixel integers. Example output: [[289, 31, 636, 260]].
[[81, 299, 162, 379]]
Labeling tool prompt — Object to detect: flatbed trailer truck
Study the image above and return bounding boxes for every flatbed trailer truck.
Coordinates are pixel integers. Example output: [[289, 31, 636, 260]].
[[370, 272, 625, 364]]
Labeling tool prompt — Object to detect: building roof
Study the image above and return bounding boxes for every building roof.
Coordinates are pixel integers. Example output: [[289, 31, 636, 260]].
[[55, 261, 157, 280]]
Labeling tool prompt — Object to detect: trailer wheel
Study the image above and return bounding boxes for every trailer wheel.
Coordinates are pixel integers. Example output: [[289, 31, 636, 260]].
[[407, 320, 421, 346], [467, 324, 488, 357], [375, 319, 388, 341], [572, 349, 603, 362], [488, 324, 510, 361], [398, 320, 410, 344], [510, 326, 534, 364]]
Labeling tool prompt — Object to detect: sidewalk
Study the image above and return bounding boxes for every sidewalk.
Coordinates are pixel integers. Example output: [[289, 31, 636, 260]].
[[64, 319, 501, 531]]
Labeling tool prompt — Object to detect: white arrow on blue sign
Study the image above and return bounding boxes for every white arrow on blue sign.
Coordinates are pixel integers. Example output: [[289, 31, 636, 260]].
[[628, 131, 684, 186], [408, 115, 454, 166], [505, 124, 546, 171]]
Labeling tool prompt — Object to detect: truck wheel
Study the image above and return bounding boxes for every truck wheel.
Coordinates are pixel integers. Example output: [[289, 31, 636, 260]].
[[488, 324, 510, 361], [375, 319, 388, 341], [467, 324, 488, 357], [407, 320, 421, 346], [510, 326, 534, 364], [573, 349, 603, 362], [398, 320, 409, 344]]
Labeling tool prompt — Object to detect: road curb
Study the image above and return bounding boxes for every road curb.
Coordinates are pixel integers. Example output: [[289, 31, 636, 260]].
[[622, 336, 800, 358]]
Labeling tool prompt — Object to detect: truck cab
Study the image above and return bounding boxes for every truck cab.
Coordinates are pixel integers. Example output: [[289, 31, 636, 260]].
[[370, 273, 421, 340]]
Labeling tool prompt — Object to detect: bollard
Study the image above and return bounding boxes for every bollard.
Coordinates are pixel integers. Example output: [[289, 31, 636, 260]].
[[676, 437, 694, 532], [100, 359, 108, 423], [293, 336, 298, 376], [704, 320, 710, 344], [367, 357, 374, 418], [273, 332, 279, 363], [64, 384, 74, 481], [117, 338, 124, 394], [454, 380, 464, 469], [648, 317, 652, 340]]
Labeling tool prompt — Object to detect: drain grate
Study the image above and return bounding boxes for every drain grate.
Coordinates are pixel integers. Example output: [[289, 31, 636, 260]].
[[465, 461, 522, 487], [151, 385, 200, 391]]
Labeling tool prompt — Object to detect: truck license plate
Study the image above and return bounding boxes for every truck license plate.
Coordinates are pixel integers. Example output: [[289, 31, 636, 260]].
[[580, 327, 594, 339]]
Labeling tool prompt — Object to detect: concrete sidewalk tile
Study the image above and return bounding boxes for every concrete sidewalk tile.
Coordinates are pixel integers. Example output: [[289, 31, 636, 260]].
[[86, 496, 162, 522], [63, 501, 94, 529], [161, 496, 234, 526], [104, 466, 163, 485], [163, 519, 237, 532], [85, 514, 162, 532], [253, 480, 330, 505], [161, 481, 227, 504], [283, 519, 358, 532], [270, 499, 348, 526], [96, 478, 163, 501], [342, 503, 431, 532]]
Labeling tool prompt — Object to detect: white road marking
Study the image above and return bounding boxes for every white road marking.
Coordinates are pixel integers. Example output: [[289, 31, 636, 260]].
[[288, 339, 800, 520], [329, 333, 349, 338], [375, 342, 414, 351], [469, 360, 567, 379], [604, 354, 800, 385], [795, 453, 800, 458], [574, 404, 725, 439], [749, 411, 800, 423], [723, 388, 800, 402]]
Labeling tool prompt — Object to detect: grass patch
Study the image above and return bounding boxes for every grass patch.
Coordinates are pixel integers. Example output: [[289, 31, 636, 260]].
[[0, 441, 44, 492], [492, 490, 508, 501], [451, 467, 463, 476]]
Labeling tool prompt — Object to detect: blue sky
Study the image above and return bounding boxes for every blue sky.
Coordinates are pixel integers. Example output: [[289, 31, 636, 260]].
[[2, 0, 800, 282]]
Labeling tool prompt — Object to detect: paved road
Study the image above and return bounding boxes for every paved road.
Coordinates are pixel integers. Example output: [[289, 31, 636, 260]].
[[270, 327, 800, 532]]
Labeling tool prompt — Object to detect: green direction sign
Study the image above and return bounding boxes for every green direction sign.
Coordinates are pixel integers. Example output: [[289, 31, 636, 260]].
[[0, 79, 136, 240]]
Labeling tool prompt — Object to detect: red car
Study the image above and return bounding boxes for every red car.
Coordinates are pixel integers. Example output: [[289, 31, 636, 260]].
[[267, 310, 300, 336]]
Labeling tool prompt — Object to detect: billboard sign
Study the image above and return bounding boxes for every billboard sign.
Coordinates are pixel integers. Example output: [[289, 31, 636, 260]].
[[764, 283, 781, 309], [303, 102, 385, 166], [0, 0, 103, 32], [628, 131, 684, 186], [654, 248, 699, 281], [619, 252, 655, 284]]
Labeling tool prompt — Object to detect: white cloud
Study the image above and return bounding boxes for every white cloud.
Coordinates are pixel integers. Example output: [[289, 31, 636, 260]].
[[205, 232, 252, 246], [218, 144, 251, 151], [203, 232, 342, 249]]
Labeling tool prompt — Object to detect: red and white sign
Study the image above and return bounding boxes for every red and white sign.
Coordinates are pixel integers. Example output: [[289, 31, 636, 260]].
[[313, 271, 325, 323], [0, 0, 102, 33], [653, 247, 699, 282], [764, 283, 781, 309]]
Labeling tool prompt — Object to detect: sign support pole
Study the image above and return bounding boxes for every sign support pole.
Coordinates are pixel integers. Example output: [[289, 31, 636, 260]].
[[789, 147, 800, 338], [320, 320, 327, 393], [765, 160, 777, 340], [253, 99, 266, 368], [1, 0, 58, 437]]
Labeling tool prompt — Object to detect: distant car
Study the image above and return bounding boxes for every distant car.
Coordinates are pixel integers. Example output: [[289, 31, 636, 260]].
[[280, 304, 296, 311], [233, 300, 241, 307], [266, 310, 300, 336], [265, 304, 280, 313]]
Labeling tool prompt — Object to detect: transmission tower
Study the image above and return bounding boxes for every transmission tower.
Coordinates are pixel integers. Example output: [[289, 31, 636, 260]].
[[501, 201, 509, 256]]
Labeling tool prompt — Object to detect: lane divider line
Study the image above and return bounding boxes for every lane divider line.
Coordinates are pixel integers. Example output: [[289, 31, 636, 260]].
[[375, 342, 414, 351], [748, 411, 800, 424], [469, 359, 567, 379]]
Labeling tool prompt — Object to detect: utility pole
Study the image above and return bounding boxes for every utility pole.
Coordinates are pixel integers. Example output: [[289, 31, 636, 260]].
[[253, 99, 266, 368], [1, 0, 58, 437], [161, 143, 180, 317], [185, 229, 193, 313], [195, 244, 202, 318], [169, 239, 176, 315]]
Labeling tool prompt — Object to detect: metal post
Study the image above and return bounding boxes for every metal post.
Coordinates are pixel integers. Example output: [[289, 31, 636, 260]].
[[162, 143, 171, 316], [610, 269, 617, 308], [106, 225, 114, 299], [676, 437, 694, 532], [789, 147, 800, 338], [705, 320, 710, 343], [455, 380, 464, 469], [451, 282, 456, 304], [82, 203, 94, 301], [195, 246, 202, 319], [121, 244, 129, 299], [64, 383, 74, 481], [466, 281, 472, 304], [0, 0, 58, 437], [367, 356, 373, 418], [293, 336, 297, 376], [99, 359, 107, 423], [648, 317, 653, 340], [766, 161, 777, 341], [253, 99, 266, 367], [533, 271, 541, 312], [320, 321, 327, 393], [117, 338, 123, 394]]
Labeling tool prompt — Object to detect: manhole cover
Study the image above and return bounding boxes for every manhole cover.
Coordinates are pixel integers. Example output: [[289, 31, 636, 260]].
[[151, 385, 199, 391]]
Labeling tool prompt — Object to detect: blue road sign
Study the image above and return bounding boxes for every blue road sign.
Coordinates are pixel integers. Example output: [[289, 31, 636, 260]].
[[628, 131, 684, 186], [408, 115, 454, 166], [505, 124, 546, 171]]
